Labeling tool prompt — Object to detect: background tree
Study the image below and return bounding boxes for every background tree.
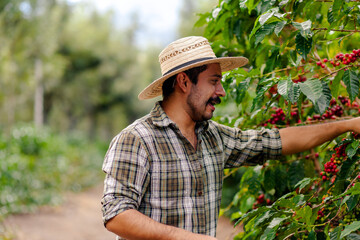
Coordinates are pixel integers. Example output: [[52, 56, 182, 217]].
[[198, 0, 360, 239]]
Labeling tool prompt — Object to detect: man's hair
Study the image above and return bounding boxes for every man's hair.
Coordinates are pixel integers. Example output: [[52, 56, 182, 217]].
[[162, 64, 208, 99]]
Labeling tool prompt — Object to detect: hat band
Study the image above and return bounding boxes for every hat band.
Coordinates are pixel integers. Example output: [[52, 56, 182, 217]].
[[163, 57, 214, 76]]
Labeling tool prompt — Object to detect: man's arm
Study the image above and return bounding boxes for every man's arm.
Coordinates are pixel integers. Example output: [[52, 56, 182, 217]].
[[279, 117, 360, 155], [105, 209, 217, 240]]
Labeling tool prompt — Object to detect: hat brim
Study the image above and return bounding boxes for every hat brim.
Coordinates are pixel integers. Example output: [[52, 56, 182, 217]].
[[138, 56, 248, 100]]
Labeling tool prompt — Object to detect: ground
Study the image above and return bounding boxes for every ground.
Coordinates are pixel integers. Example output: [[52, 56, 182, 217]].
[[4, 185, 242, 240]]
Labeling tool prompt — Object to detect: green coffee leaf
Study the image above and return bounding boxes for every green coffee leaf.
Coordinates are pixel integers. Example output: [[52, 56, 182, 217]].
[[343, 70, 359, 102], [340, 221, 360, 239], [260, 217, 288, 240], [346, 233, 360, 240], [331, 70, 344, 98], [295, 33, 312, 60], [298, 79, 323, 103], [294, 177, 315, 193], [293, 20, 312, 38], [277, 79, 289, 98], [274, 21, 286, 36], [255, 22, 278, 45], [330, 226, 342, 240]]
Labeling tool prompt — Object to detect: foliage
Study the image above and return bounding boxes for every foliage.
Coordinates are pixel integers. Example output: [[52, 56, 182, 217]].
[[0, 124, 106, 216], [0, 0, 158, 140], [198, 0, 360, 238]]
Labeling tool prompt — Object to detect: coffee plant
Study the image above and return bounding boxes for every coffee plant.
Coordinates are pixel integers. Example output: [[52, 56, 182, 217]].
[[197, 0, 360, 239]]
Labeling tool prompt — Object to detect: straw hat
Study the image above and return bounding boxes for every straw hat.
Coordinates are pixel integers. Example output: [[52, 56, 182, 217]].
[[138, 36, 248, 100]]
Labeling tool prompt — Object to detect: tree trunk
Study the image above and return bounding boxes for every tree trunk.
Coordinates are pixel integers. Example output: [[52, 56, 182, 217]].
[[34, 58, 44, 127]]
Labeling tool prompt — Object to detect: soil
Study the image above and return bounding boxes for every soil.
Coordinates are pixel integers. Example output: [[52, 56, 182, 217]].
[[4, 185, 242, 240]]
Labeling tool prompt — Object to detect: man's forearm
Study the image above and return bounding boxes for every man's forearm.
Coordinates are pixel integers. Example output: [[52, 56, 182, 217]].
[[105, 209, 217, 240], [279, 117, 360, 155]]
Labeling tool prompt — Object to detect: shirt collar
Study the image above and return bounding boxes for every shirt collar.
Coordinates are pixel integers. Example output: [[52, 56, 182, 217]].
[[150, 101, 209, 131]]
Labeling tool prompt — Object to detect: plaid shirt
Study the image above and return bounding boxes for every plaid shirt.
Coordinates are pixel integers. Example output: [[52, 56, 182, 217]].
[[101, 101, 282, 238]]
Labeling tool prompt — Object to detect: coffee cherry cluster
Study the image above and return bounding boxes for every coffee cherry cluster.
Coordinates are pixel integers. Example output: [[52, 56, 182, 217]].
[[263, 108, 300, 127], [338, 96, 350, 106], [316, 49, 360, 68], [340, 211, 360, 226], [307, 96, 359, 123], [338, 96, 360, 109], [293, 75, 307, 83], [317, 209, 325, 219], [252, 193, 271, 209], [266, 108, 286, 125], [320, 141, 348, 181], [307, 104, 343, 122]]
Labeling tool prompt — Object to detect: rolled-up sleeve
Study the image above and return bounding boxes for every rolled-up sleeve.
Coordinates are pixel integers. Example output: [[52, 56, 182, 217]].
[[101, 130, 150, 225], [219, 125, 282, 168]]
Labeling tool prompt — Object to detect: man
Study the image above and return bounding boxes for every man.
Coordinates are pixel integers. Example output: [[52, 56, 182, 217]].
[[101, 36, 360, 240]]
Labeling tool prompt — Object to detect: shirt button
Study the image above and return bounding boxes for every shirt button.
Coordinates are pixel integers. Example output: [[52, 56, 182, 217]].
[[198, 191, 203, 196]]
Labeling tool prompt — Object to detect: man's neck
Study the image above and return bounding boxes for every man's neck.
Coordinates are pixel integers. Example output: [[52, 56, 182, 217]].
[[161, 99, 198, 149]]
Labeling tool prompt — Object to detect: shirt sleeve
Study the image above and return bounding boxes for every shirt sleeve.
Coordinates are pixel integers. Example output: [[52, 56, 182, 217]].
[[215, 124, 282, 168], [101, 130, 150, 225]]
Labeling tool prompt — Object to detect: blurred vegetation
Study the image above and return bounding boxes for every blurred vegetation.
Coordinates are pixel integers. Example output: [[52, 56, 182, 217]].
[[0, 0, 159, 140], [0, 0, 218, 233], [0, 124, 107, 215]]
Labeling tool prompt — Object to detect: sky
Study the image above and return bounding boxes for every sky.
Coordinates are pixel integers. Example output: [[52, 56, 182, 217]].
[[67, 0, 183, 47]]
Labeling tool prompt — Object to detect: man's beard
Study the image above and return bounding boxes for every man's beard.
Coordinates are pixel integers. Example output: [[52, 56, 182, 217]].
[[186, 94, 222, 122]]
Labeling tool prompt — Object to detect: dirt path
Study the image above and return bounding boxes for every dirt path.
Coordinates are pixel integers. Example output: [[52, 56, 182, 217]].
[[4, 185, 241, 240]]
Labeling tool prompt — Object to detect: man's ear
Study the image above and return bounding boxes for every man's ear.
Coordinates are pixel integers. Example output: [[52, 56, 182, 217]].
[[176, 72, 190, 93]]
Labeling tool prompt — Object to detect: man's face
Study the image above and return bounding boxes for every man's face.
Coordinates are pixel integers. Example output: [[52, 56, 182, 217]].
[[186, 63, 225, 122]]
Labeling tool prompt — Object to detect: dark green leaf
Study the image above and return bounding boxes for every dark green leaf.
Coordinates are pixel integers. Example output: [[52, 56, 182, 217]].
[[346, 141, 359, 159], [331, 70, 344, 98], [343, 70, 359, 102], [298, 79, 323, 103], [346, 233, 360, 240], [254, 210, 276, 227], [340, 221, 360, 239], [293, 194, 306, 206], [345, 195, 359, 211], [314, 93, 330, 114], [296, 205, 313, 225], [289, 161, 305, 189], [327, 8, 334, 24], [295, 33, 312, 60], [263, 167, 276, 191], [274, 21, 286, 36], [235, 206, 269, 226], [251, 79, 276, 111], [288, 82, 300, 104], [308, 230, 316, 240], [274, 166, 289, 195], [278, 79, 289, 98], [259, 10, 276, 25], [254, 22, 278, 45], [294, 177, 315, 193], [344, 183, 360, 197], [293, 20, 312, 38], [333, 156, 359, 194], [331, 0, 344, 23], [240, 195, 256, 213], [260, 217, 288, 240], [330, 226, 342, 240], [274, 198, 295, 209]]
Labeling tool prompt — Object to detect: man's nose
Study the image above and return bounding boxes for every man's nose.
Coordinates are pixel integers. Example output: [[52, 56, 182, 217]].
[[216, 83, 226, 97]]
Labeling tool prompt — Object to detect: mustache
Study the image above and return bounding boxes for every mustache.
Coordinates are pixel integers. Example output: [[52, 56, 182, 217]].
[[207, 96, 221, 105]]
